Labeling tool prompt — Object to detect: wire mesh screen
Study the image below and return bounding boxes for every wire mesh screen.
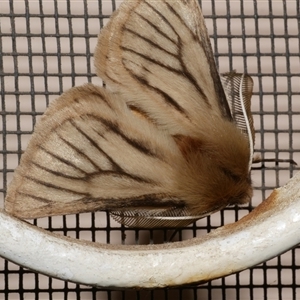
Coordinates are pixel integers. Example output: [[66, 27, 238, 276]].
[[0, 0, 300, 299]]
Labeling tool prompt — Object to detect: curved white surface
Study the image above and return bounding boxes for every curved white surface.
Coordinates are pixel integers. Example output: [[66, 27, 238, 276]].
[[0, 171, 300, 288]]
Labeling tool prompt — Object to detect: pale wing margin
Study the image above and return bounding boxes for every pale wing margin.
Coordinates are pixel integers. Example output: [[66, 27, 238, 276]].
[[5, 84, 184, 219], [94, 0, 231, 136]]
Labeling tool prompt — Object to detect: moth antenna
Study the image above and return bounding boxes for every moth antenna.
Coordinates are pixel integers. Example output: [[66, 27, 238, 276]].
[[252, 155, 297, 170]]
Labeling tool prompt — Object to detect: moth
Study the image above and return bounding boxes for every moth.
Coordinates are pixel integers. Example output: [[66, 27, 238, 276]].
[[5, 0, 255, 228]]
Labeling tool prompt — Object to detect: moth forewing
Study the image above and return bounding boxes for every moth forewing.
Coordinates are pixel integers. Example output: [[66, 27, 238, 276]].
[[4, 84, 186, 219], [94, 0, 233, 136]]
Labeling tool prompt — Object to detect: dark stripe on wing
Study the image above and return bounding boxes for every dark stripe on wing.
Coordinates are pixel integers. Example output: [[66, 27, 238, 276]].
[[71, 115, 163, 181], [124, 27, 176, 58], [58, 128, 102, 172], [121, 46, 188, 115], [132, 11, 177, 45], [128, 104, 159, 124], [121, 7, 212, 109], [165, 1, 231, 118], [89, 91, 114, 110], [68, 119, 121, 171], [89, 170, 155, 184], [90, 115, 162, 158], [39, 145, 89, 174], [143, 0, 177, 40], [68, 119, 123, 173], [164, 2, 212, 107], [145, 0, 211, 105], [32, 161, 87, 180], [133, 73, 188, 116], [24, 175, 90, 196], [17, 191, 53, 204]]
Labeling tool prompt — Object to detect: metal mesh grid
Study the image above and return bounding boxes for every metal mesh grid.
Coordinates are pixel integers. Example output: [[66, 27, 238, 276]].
[[0, 0, 300, 299]]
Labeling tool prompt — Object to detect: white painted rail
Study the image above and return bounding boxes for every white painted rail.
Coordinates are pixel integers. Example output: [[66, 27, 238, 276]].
[[0, 172, 300, 288]]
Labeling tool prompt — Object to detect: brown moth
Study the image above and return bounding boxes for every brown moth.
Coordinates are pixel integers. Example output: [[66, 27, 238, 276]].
[[5, 0, 254, 228]]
